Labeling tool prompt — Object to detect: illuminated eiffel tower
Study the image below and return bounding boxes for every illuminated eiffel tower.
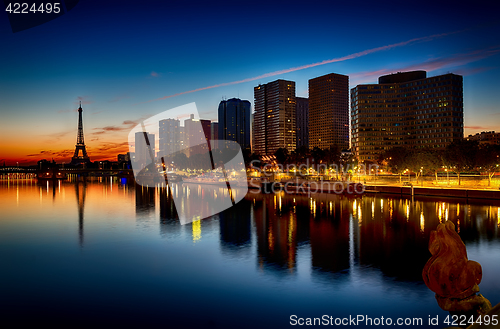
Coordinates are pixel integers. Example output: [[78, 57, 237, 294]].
[[71, 101, 91, 166]]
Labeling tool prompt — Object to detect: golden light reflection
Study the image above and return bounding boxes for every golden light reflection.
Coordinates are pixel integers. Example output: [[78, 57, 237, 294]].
[[353, 199, 357, 217], [288, 213, 295, 245], [358, 205, 362, 225], [438, 204, 442, 223], [406, 203, 410, 222], [420, 212, 425, 232], [268, 228, 274, 251], [380, 199, 383, 212], [445, 208, 449, 222], [497, 208, 500, 227], [192, 218, 201, 242], [457, 203, 460, 217]]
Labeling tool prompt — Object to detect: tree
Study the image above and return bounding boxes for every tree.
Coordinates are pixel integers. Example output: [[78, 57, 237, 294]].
[[274, 148, 289, 166], [406, 148, 443, 184], [443, 140, 479, 185], [311, 147, 325, 173], [384, 147, 412, 183], [291, 145, 310, 165], [172, 152, 188, 170], [324, 145, 341, 167], [476, 144, 500, 186]]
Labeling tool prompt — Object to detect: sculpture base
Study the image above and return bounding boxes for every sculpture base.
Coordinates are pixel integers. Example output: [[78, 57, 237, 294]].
[[436, 293, 492, 315]]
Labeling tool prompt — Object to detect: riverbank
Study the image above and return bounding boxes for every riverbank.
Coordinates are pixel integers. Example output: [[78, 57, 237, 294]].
[[365, 185, 500, 200]]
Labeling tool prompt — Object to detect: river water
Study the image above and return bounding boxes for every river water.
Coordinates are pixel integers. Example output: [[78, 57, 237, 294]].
[[1, 178, 499, 328]]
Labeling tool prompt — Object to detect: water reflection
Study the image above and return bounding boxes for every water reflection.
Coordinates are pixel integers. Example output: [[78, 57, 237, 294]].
[[2, 179, 500, 326], [75, 181, 86, 248], [218, 199, 251, 254], [131, 185, 500, 282], [3, 179, 500, 287]]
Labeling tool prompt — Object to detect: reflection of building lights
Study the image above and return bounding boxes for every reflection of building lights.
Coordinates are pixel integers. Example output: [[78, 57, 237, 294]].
[[288, 213, 295, 245], [420, 212, 425, 232], [438, 204, 442, 223], [192, 218, 201, 242], [497, 207, 500, 227], [268, 228, 274, 251], [457, 203, 460, 217]]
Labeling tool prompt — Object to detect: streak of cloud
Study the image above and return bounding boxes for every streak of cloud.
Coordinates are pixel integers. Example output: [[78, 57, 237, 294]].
[[350, 45, 500, 85], [91, 117, 151, 136], [144, 30, 463, 103], [76, 96, 92, 105]]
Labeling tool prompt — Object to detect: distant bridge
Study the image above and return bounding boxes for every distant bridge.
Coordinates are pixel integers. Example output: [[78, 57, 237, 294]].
[[0, 167, 134, 177]]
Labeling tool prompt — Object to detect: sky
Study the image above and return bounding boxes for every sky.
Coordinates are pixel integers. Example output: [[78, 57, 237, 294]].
[[1, 0, 500, 165]]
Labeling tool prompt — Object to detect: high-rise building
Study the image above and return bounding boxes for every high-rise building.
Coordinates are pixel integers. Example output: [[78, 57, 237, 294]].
[[295, 97, 309, 149], [309, 73, 349, 151], [218, 98, 251, 150], [351, 71, 464, 162], [211, 122, 219, 150], [184, 114, 211, 157], [134, 131, 155, 169], [253, 79, 296, 155], [159, 118, 181, 159]]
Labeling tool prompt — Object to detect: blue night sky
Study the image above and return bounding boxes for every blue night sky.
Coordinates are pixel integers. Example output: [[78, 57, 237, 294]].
[[1, 0, 500, 164]]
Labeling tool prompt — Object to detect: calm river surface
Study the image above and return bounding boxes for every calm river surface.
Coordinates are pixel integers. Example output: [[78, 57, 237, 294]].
[[1, 178, 500, 328]]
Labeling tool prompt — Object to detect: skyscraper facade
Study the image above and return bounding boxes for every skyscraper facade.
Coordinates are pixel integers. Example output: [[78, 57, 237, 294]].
[[134, 131, 155, 169], [351, 71, 464, 162], [295, 97, 309, 149], [211, 122, 219, 150], [184, 114, 211, 157], [253, 79, 296, 155], [308, 73, 349, 151], [218, 98, 251, 150], [159, 118, 181, 159]]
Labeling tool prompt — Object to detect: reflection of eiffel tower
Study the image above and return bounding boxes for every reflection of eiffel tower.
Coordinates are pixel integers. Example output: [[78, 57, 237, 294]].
[[75, 181, 86, 248], [71, 101, 91, 166]]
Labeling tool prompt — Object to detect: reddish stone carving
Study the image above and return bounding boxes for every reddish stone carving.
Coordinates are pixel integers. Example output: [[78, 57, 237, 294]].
[[422, 221, 482, 299]]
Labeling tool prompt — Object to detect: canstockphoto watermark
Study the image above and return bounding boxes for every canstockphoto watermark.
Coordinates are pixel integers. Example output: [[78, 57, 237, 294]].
[[249, 178, 365, 196], [128, 102, 248, 225]]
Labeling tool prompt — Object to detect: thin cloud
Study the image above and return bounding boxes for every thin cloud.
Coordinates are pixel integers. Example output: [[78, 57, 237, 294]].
[[91, 118, 148, 136], [108, 93, 131, 103], [142, 29, 464, 103], [76, 96, 92, 105], [26, 149, 74, 158], [150, 71, 161, 77], [464, 126, 489, 130], [350, 46, 500, 85]]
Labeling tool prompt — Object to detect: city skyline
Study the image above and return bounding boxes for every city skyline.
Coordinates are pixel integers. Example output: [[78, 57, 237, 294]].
[[1, 1, 500, 164]]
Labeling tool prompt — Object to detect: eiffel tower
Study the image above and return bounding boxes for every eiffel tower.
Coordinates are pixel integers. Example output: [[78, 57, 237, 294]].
[[71, 101, 91, 166]]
